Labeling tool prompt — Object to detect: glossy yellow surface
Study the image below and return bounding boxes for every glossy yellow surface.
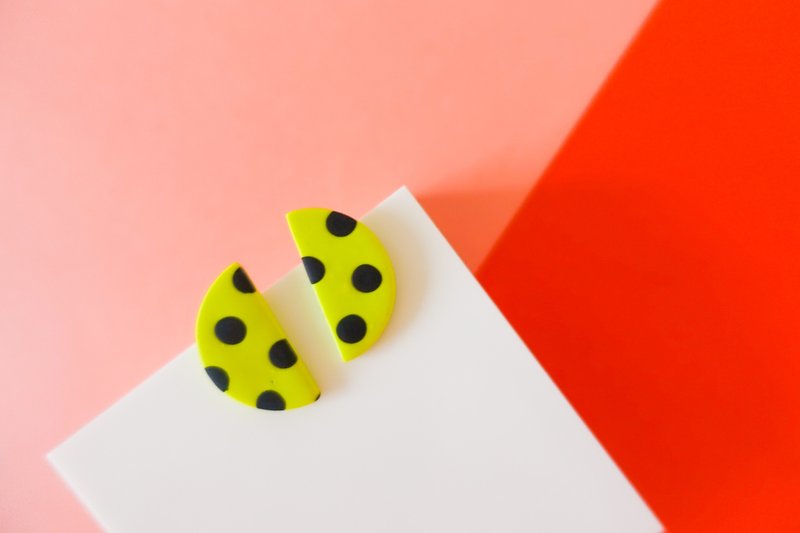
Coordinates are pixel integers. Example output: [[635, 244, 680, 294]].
[[195, 263, 320, 410], [287, 209, 396, 361]]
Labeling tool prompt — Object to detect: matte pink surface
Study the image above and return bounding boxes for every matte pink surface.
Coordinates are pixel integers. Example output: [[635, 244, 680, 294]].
[[0, 1, 655, 530]]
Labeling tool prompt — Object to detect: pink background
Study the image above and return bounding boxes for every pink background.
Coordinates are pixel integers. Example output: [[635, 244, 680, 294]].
[[0, 1, 655, 530]]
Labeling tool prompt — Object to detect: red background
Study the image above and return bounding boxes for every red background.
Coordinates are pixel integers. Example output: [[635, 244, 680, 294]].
[[479, 0, 800, 530]]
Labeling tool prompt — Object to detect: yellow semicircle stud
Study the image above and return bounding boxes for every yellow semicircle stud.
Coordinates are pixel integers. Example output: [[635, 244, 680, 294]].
[[286, 209, 396, 362], [195, 263, 320, 410]]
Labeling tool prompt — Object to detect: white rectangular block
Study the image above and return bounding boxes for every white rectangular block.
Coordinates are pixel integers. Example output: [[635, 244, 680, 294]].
[[49, 187, 661, 533]]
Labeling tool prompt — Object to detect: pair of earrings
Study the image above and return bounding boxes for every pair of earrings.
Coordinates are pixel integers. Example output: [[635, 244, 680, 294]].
[[195, 209, 396, 411]]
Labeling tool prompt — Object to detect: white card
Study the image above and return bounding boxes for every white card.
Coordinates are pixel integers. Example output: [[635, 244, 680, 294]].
[[49, 187, 661, 532]]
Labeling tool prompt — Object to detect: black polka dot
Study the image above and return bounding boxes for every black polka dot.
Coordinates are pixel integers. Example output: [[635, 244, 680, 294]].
[[269, 339, 298, 369], [232, 267, 256, 293], [205, 366, 229, 392], [326, 211, 357, 237], [301, 256, 325, 284], [215, 316, 246, 345], [256, 390, 286, 411], [351, 264, 382, 293], [336, 314, 367, 343]]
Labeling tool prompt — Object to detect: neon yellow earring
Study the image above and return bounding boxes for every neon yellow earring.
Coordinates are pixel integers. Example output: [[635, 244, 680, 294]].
[[287, 209, 396, 362], [196, 263, 320, 410], [195, 209, 396, 411]]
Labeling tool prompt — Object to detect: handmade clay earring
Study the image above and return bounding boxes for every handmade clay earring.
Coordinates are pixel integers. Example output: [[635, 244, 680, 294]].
[[195, 209, 396, 411], [195, 264, 320, 411], [287, 209, 396, 362]]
